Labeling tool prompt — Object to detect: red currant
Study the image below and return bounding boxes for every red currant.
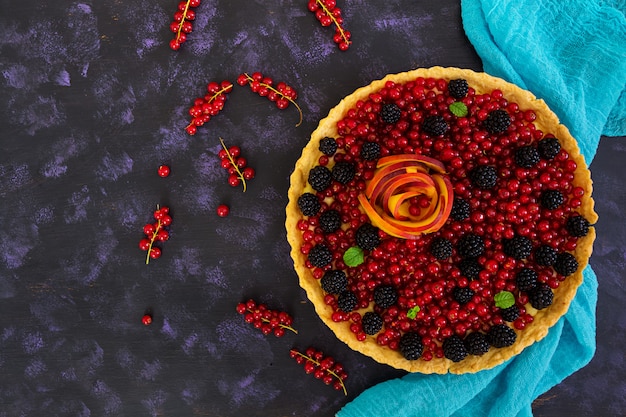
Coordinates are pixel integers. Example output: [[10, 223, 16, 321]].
[[158, 165, 170, 177], [216, 204, 230, 217], [142, 314, 153, 326]]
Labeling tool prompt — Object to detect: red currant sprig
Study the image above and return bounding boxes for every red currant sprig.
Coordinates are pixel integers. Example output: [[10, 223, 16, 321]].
[[186, 80, 234, 135], [307, 0, 351, 51], [169, 0, 201, 51], [290, 347, 348, 395], [236, 299, 298, 337], [236, 72, 303, 127], [218, 137, 255, 191], [138, 205, 172, 264]]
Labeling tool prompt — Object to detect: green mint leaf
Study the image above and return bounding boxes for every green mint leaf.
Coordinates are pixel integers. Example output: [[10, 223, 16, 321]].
[[494, 291, 515, 309], [406, 306, 420, 320], [449, 101, 468, 117], [343, 246, 364, 267]]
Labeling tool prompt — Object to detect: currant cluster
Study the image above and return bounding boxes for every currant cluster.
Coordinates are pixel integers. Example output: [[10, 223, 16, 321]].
[[138, 205, 172, 264], [307, 0, 351, 51], [169, 0, 201, 50], [236, 299, 298, 338], [185, 80, 234, 135], [290, 347, 348, 395], [218, 137, 255, 192], [236, 72, 303, 126]]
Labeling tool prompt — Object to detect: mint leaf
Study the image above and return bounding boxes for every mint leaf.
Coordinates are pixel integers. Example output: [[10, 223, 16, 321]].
[[449, 101, 468, 117], [406, 306, 420, 320], [494, 291, 515, 309], [343, 246, 364, 267]]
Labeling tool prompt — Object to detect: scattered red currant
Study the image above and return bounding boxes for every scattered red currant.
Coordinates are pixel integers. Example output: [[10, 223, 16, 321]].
[[290, 347, 347, 395], [169, 0, 201, 50], [236, 299, 298, 337], [216, 204, 230, 217], [158, 165, 171, 177], [185, 80, 233, 135], [139, 205, 172, 264], [307, 0, 351, 51], [236, 72, 303, 126], [218, 138, 255, 191], [142, 314, 153, 326]]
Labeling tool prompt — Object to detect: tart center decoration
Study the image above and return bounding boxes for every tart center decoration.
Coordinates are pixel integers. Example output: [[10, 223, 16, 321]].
[[358, 154, 453, 239]]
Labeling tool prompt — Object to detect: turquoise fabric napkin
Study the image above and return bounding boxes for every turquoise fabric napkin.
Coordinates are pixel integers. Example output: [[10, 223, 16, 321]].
[[337, 1, 626, 416]]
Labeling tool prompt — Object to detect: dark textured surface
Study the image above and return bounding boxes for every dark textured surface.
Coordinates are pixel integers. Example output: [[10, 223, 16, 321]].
[[0, 0, 624, 416]]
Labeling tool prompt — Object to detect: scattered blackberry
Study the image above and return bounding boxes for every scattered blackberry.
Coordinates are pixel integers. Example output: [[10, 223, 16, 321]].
[[430, 237, 453, 260], [538, 137, 561, 160], [554, 252, 578, 276], [540, 190, 564, 210], [319, 137, 337, 156], [308, 166, 332, 191], [464, 332, 490, 356], [308, 244, 332, 268], [399, 332, 424, 360], [534, 245, 557, 266], [319, 209, 342, 233], [514, 145, 540, 168], [515, 268, 538, 292], [355, 223, 381, 251], [443, 335, 469, 362], [448, 79, 469, 99], [422, 115, 449, 136], [373, 285, 398, 309], [332, 161, 355, 184], [483, 109, 511, 134], [337, 290, 358, 312], [503, 235, 532, 260], [500, 305, 520, 322], [450, 197, 470, 221], [320, 270, 348, 294], [297, 193, 320, 216], [380, 103, 401, 124], [457, 234, 485, 258], [361, 312, 383, 335], [469, 165, 498, 189], [487, 324, 517, 348], [453, 287, 475, 304], [529, 283, 554, 310], [360, 141, 381, 161], [566, 215, 590, 237], [458, 257, 482, 280]]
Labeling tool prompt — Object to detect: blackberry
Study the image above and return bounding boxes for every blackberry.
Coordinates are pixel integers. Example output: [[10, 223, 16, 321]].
[[458, 257, 482, 280], [360, 141, 381, 161], [534, 245, 557, 266], [422, 115, 449, 136], [538, 137, 561, 160], [430, 237, 453, 260], [319, 137, 337, 156], [464, 332, 489, 356], [483, 109, 511, 134], [337, 290, 358, 312], [450, 197, 470, 221], [487, 324, 517, 348], [448, 79, 469, 99], [453, 287, 475, 304], [373, 285, 398, 309], [319, 209, 342, 233], [332, 161, 355, 184], [514, 145, 540, 168], [443, 335, 469, 362], [308, 166, 332, 191], [320, 270, 348, 294], [540, 190, 564, 210], [528, 283, 554, 310], [566, 215, 590, 237], [515, 268, 538, 292], [503, 235, 532, 260], [500, 305, 520, 322], [457, 234, 485, 258], [469, 165, 498, 189], [355, 223, 381, 251], [399, 332, 424, 360], [308, 244, 332, 268], [380, 103, 401, 124], [361, 312, 383, 335], [297, 193, 320, 216], [554, 252, 578, 276]]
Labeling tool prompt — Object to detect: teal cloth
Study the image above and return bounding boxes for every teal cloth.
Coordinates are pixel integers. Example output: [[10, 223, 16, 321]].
[[337, 1, 626, 416]]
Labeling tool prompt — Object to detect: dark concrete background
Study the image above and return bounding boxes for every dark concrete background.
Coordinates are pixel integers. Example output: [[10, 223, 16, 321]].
[[0, 0, 624, 416]]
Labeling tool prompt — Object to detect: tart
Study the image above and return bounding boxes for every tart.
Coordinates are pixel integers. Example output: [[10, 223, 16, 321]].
[[285, 67, 597, 374]]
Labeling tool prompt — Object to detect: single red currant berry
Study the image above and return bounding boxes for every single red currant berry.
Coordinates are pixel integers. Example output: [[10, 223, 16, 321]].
[[142, 314, 153, 326], [139, 239, 151, 251], [217, 204, 230, 217], [156, 229, 169, 242], [242, 167, 255, 180], [149, 247, 161, 259], [228, 174, 241, 187], [158, 165, 170, 177], [160, 215, 173, 226], [143, 224, 155, 236]]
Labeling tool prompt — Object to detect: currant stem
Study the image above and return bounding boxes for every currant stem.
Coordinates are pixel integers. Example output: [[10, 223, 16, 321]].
[[242, 73, 303, 127], [246, 308, 298, 334], [315, 0, 351, 47], [290, 349, 347, 395], [219, 137, 247, 192], [176, 0, 192, 42]]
